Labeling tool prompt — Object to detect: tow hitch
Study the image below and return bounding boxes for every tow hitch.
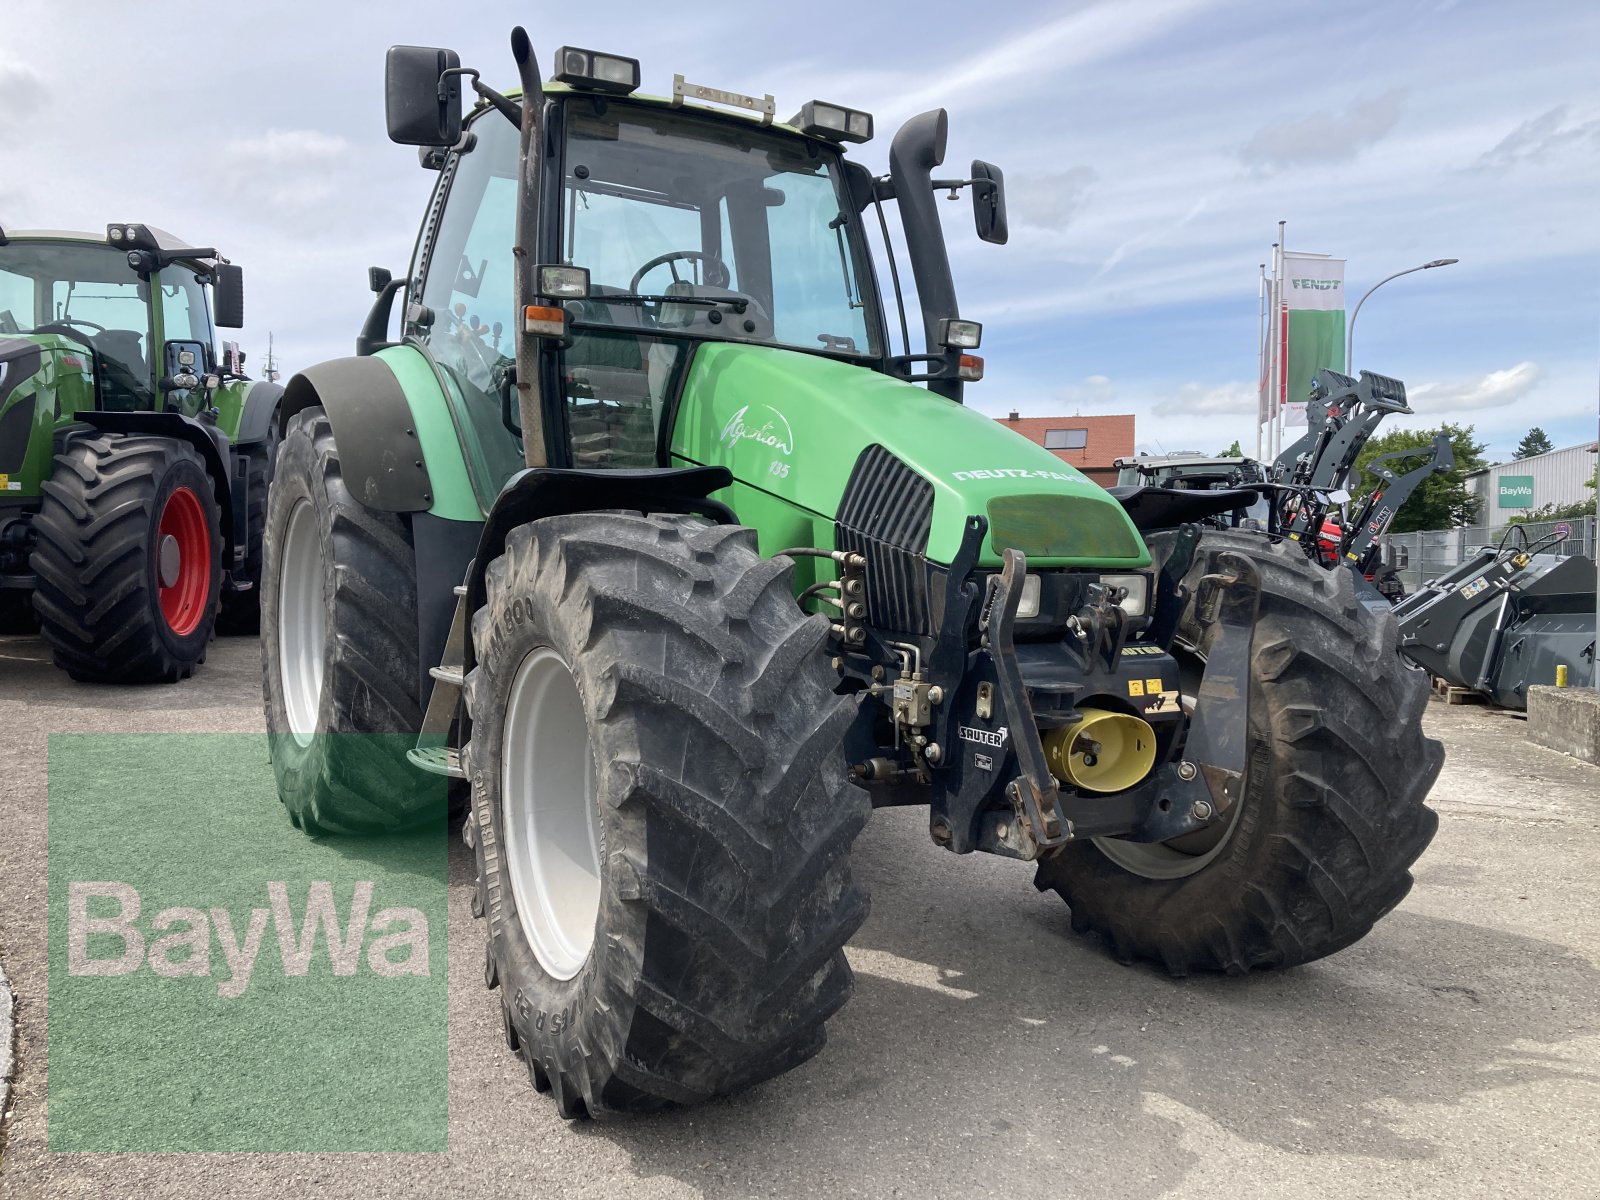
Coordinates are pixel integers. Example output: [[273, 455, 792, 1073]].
[[981, 547, 1261, 860]]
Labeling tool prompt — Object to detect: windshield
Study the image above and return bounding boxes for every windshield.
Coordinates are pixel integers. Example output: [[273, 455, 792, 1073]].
[[561, 101, 880, 358], [0, 241, 154, 407]]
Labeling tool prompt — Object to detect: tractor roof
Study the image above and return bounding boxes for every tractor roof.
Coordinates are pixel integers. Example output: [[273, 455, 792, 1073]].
[[480, 83, 836, 147], [0, 225, 219, 264]]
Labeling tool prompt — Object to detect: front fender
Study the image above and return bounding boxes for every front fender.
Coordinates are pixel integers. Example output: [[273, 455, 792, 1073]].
[[277, 347, 477, 520]]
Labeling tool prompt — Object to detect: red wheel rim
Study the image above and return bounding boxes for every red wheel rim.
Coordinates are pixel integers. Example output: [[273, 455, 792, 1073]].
[[156, 486, 211, 636]]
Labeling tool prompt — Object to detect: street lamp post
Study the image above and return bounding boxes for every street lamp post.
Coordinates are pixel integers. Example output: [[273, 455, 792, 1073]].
[[1346, 258, 1459, 371]]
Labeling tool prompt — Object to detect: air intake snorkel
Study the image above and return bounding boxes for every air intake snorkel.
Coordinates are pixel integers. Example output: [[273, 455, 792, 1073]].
[[887, 109, 963, 403]]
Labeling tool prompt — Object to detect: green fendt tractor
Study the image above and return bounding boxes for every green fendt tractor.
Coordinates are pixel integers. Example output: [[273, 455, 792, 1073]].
[[261, 33, 1443, 1118], [0, 224, 282, 679]]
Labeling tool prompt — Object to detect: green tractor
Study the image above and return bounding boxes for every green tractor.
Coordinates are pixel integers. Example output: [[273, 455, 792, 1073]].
[[261, 33, 1443, 1118], [0, 224, 281, 679]]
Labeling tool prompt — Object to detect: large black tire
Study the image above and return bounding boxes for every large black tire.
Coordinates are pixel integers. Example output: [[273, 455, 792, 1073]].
[[216, 434, 275, 635], [1035, 528, 1442, 975], [463, 514, 870, 1117], [31, 433, 222, 683], [260, 407, 441, 835]]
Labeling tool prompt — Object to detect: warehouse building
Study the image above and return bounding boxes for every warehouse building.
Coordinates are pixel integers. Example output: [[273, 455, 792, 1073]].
[[1466, 440, 1599, 518]]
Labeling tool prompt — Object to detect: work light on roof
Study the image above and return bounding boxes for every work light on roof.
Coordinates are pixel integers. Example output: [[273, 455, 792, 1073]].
[[789, 100, 873, 143], [553, 46, 641, 95]]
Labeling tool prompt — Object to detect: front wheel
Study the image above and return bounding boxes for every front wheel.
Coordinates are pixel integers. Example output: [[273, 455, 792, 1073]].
[[463, 513, 870, 1118], [1035, 529, 1442, 975], [260, 407, 439, 834]]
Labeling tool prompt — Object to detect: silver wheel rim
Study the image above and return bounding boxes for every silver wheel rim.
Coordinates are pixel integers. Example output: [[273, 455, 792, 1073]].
[[502, 645, 602, 981], [279, 497, 326, 748]]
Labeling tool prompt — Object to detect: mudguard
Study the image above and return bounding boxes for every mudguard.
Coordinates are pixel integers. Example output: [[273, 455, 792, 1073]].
[[278, 357, 435, 512], [234, 380, 285, 447]]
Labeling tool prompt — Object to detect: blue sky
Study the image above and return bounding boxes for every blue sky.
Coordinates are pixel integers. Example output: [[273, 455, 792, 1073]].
[[4, 0, 1596, 462]]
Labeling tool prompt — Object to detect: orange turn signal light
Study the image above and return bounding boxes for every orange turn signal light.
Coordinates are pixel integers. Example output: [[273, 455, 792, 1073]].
[[958, 354, 984, 382], [523, 305, 568, 338]]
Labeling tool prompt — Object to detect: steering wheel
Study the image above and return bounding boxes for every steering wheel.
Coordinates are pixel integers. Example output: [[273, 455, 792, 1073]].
[[629, 251, 730, 294], [36, 317, 107, 335]]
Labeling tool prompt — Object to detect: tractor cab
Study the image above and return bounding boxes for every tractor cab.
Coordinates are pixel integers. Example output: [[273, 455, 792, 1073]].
[[0, 226, 245, 418], [371, 45, 1005, 511]]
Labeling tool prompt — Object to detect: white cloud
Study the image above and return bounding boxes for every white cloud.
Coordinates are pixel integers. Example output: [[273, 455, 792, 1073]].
[[1476, 105, 1600, 169], [1011, 166, 1098, 232], [217, 130, 356, 215], [1409, 361, 1540, 411], [1240, 88, 1406, 171], [1154, 380, 1258, 417], [0, 58, 43, 143]]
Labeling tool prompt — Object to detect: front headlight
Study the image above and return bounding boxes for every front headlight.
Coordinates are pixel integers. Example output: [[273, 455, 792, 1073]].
[[1099, 573, 1150, 617], [1016, 572, 1043, 619]]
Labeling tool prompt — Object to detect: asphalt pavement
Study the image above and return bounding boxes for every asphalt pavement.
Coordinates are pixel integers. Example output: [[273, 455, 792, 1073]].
[[2, 631, 1598, 1199]]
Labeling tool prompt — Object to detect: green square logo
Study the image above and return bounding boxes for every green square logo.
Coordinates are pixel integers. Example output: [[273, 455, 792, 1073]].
[[1497, 475, 1535, 509], [47, 733, 448, 1151]]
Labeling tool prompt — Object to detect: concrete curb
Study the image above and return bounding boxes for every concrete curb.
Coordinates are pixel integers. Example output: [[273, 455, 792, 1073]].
[[0, 953, 13, 1145]]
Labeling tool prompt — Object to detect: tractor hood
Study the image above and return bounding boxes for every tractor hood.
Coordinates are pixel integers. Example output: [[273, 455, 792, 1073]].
[[670, 343, 1148, 568]]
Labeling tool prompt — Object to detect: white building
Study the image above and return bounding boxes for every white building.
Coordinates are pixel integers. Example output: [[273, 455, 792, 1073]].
[[1466, 440, 1598, 519]]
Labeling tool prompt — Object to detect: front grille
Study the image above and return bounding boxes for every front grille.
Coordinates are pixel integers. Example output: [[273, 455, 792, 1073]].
[[836, 445, 935, 637]]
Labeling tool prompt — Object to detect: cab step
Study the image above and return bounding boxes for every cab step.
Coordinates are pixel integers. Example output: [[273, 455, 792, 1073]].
[[406, 745, 465, 779]]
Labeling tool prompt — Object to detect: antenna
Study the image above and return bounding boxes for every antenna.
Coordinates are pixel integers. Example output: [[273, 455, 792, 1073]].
[[264, 332, 280, 384]]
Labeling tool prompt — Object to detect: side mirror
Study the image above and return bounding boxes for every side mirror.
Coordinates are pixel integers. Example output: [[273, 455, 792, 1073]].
[[971, 160, 1008, 245], [369, 266, 393, 294], [213, 263, 244, 328], [386, 45, 463, 147]]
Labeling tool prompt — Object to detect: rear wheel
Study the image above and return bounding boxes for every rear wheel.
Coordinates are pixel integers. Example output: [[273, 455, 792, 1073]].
[[1034, 529, 1442, 974], [261, 407, 440, 834], [464, 513, 870, 1117], [30, 433, 222, 683]]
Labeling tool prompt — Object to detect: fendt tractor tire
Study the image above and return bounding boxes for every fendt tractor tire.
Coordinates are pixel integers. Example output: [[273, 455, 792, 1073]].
[[31, 433, 223, 683], [216, 435, 275, 635], [261, 407, 439, 835], [1035, 528, 1442, 976], [463, 513, 870, 1118]]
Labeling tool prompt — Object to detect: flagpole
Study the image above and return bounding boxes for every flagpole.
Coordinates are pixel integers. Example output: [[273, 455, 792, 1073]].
[[1274, 220, 1287, 461], [1256, 262, 1267, 461]]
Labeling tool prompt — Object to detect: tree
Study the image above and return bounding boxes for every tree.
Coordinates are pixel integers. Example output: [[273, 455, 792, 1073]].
[[1350, 423, 1488, 531], [1514, 427, 1554, 459], [1216, 439, 1244, 457]]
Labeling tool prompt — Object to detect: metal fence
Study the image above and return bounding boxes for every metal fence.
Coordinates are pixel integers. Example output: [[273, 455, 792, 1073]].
[[1383, 516, 1597, 592]]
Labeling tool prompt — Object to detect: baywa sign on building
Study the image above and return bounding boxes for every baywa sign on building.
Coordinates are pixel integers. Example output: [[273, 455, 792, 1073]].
[[1498, 475, 1535, 509]]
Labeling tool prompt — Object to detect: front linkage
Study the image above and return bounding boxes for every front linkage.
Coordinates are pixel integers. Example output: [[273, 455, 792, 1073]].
[[828, 518, 1261, 863]]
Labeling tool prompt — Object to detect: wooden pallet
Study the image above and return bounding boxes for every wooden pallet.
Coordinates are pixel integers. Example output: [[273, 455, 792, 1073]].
[[1430, 675, 1487, 705]]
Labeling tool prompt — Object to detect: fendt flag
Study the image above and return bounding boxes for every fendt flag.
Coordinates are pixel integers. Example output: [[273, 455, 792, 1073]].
[[1281, 252, 1346, 424]]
